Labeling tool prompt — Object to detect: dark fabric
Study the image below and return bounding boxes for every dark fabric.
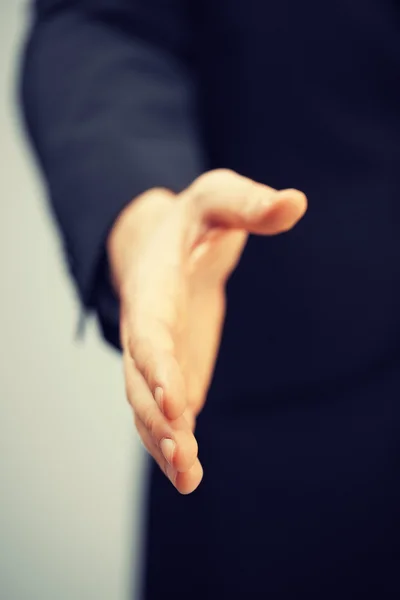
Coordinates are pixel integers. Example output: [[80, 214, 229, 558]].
[[21, 0, 400, 597], [21, 0, 204, 329], [143, 349, 400, 598]]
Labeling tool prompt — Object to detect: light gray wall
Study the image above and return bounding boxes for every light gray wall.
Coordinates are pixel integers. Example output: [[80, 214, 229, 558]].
[[0, 3, 145, 599]]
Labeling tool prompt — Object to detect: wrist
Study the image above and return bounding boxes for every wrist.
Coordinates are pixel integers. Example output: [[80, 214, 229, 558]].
[[107, 188, 176, 297]]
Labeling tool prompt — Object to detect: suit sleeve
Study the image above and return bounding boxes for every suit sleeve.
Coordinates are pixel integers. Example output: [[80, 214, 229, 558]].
[[20, 0, 205, 348]]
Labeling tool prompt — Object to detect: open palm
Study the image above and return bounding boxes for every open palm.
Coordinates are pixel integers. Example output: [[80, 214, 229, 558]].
[[115, 170, 307, 494]]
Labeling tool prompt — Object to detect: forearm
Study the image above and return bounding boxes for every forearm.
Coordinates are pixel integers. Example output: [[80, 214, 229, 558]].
[[20, 0, 204, 346]]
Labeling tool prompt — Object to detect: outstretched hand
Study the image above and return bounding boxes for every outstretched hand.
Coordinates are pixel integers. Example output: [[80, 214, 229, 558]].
[[108, 169, 307, 494]]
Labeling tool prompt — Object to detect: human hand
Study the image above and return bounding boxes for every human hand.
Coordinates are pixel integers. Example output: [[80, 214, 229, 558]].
[[108, 169, 307, 494]]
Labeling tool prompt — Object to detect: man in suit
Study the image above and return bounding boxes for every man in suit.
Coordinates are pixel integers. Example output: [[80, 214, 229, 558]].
[[21, 0, 400, 597]]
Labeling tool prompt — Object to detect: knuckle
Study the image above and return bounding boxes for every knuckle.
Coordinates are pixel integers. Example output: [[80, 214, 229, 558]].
[[142, 406, 158, 439], [209, 167, 236, 180], [186, 386, 202, 414], [133, 415, 151, 453], [133, 338, 154, 381], [123, 372, 134, 408], [140, 355, 153, 386], [124, 382, 133, 408], [202, 168, 236, 188], [127, 335, 138, 361], [194, 168, 236, 194]]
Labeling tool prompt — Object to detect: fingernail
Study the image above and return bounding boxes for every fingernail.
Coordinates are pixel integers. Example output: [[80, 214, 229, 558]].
[[160, 438, 176, 466], [154, 386, 164, 412]]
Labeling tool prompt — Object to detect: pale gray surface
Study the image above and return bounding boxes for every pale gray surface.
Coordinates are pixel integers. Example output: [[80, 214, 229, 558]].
[[0, 2, 146, 599]]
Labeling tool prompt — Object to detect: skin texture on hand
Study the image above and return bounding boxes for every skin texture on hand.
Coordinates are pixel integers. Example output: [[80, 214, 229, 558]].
[[107, 169, 307, 494]]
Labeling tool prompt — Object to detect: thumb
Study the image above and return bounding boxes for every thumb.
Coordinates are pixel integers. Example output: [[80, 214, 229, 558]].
[[187, 169, 307, 236]]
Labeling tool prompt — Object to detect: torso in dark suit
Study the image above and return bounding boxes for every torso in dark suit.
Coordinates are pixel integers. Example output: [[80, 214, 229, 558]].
[[22, 1, 400, 597]]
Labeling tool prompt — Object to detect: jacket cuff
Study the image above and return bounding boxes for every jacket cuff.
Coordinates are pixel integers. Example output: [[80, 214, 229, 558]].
[[62, 143, 201, 347]]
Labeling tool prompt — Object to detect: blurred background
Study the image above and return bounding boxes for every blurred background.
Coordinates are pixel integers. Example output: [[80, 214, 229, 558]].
[[0, 2, 145, 598]]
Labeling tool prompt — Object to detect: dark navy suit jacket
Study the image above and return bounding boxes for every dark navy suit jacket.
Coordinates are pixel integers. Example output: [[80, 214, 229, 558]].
[[21, 1, 400, 598]]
